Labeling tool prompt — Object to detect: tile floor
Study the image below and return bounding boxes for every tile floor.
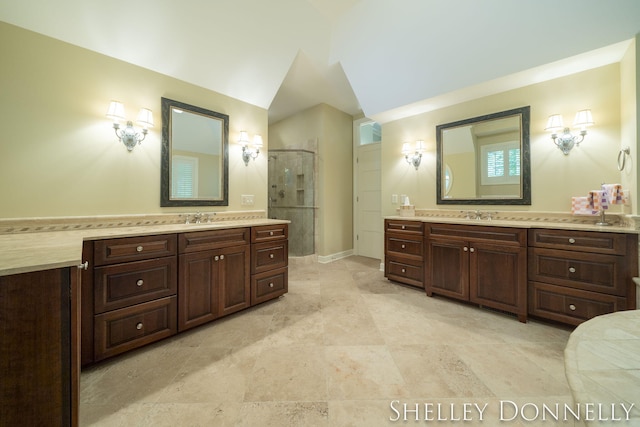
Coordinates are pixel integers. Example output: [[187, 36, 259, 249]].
[[80, 256, 578, 426]]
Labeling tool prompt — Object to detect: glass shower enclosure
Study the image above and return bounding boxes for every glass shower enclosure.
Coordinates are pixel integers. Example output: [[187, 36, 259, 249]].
[[268, 149, 315, 256]]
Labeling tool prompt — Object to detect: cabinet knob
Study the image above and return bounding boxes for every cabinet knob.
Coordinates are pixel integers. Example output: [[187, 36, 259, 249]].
[[569, 304, 576, 311], [469, 247, 475, 253], [269, 282, 274, 288], [136, 279, 144, 287], [136, 245, 144, 252], [568, 238, 576, 244], [463, 247, 468, 252], [401, 225, 406, 230], [270, 231, 274, 236], [269, 253, 275, 259], [214, 256, 219, 261], [136, 322, 143, 330], [569, 267, 576, 273], [401, 244, 406, 249], [220, 255, 225, 260]]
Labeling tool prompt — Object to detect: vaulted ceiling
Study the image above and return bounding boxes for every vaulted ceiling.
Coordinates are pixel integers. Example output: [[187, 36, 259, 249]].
[[1, 0, 640, 124]]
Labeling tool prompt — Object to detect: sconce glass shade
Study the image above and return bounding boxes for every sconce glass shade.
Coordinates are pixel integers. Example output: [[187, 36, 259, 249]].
[[545, 114, 564, 132], [415, 140, 425, 153], [253, 134, 263, 148], [573, 109, 594, 129], [136, 108, 154, 129], [106, 101, 126, 122], [238, 130, 250, 144], [401, 142, 411, 155]]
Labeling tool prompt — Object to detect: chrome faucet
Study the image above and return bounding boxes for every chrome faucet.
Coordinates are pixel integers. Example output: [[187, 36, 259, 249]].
[[193, 212, 203, 224]]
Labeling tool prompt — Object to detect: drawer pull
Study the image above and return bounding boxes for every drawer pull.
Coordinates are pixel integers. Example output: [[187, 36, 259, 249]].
[[270, 231, 274, 236], [401, 268, 406, 273], [401, 244, 406, 249], [401, 225, 406, 230], [136, 322, 143, 330], [269, 282, 274, 288], [136, 279, 144, 287], [568, 238, 576, 244], [136, 245, 144, 252], [269, 253, 275, 259], [569, 304, 576, 311], [569, 267, 576, 273]]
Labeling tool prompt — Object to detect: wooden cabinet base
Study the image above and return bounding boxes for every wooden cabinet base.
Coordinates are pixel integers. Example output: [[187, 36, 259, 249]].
[[1, 267, 79, 427]]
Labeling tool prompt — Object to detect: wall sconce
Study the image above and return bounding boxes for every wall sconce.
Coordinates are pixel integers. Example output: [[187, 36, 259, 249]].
[[239, 131, 263, 165], [545, 109, 594, 155], [106, 101, 154, 151], [402, 140, 425, 170]]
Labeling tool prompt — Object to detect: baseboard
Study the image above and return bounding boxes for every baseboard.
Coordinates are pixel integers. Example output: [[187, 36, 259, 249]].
[[317, 249, 354, 264]]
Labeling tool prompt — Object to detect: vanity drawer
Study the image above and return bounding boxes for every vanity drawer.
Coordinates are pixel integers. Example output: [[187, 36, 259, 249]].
[[94, 234, 177, 266], [528, 281, 626, 326], [251, 267, 288, 305], [385, 219, 424, 235], [179, 228, 250, 253], [528, 229, 626, 255], [252, 240, 288, 274], [94, 296, 177, 361], [385, 258, 424, 288], [386, 234, 423, 259], [528, 248, 626, 296], [251, 224, 288, 243], [94, 257, 177, 314]]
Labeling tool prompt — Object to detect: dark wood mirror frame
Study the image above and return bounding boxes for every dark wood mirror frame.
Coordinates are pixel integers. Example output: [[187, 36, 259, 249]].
[[160, 97, 229, 207], [436, 106, 531, 205]]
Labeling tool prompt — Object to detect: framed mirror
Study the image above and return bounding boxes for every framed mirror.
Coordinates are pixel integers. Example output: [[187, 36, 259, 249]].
[[161, 97, 229, 207], [436, 106, 531, 205]]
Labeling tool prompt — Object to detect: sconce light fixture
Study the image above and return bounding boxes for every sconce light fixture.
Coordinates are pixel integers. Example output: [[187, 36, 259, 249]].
[[106, 101, 154, 151], [402, 140, 425, 170], [239, 131, 263, 165], [545, 109, 594, 155]]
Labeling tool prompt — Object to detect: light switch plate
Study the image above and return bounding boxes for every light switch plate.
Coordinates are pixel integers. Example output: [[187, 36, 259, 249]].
[[241, 195, 255, 206], [391, 194, 398, 204]]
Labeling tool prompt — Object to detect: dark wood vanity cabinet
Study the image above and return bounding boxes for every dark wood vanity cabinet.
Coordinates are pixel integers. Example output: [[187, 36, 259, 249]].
[[251, 224, 289, 304], [89, 234, 178, 362], [81, 223, 289, 366], [1, 267, 80, 427], [178, 228, 251, 331], [425, 223, 527, 322], [384, 219, 425, 288], [528, 228, 638, 325]]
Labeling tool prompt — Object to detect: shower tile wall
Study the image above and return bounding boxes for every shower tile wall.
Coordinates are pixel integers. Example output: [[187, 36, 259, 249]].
[[268, 150, 315, 256]]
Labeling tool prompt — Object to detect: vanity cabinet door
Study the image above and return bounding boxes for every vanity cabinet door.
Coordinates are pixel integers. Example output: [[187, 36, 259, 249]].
[[470, 242, 526, 320], [427, 238, 468, 300], [178, 245, 250, 331]]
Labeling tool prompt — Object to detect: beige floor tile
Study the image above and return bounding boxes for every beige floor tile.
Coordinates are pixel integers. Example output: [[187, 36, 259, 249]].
[[236, 401, 329, 427], [244, 345, 328, 401]]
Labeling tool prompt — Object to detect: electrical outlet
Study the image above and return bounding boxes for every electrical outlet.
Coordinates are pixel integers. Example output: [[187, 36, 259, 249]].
[[241, 195, 254, 206], [391, 194, 398, 204]]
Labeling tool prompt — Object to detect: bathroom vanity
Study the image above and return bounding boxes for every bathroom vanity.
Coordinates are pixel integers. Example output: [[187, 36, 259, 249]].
[[0, 215, 289, 427], [384, 215, 638, 325]]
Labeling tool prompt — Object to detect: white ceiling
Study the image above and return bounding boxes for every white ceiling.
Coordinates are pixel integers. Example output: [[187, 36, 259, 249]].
[[1, 0, 639, 124]]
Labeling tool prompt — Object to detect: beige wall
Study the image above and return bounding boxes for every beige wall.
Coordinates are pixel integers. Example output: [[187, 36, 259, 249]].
[[269, 104, 353, 257], [382, 63, 628, 216], [0, 22, 268, 218]]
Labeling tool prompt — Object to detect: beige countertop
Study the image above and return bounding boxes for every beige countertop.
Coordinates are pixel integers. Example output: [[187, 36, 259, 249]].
[[0, 218, 289, 277], [385, 214, 639, 234], [564, 310, 640, 425]]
